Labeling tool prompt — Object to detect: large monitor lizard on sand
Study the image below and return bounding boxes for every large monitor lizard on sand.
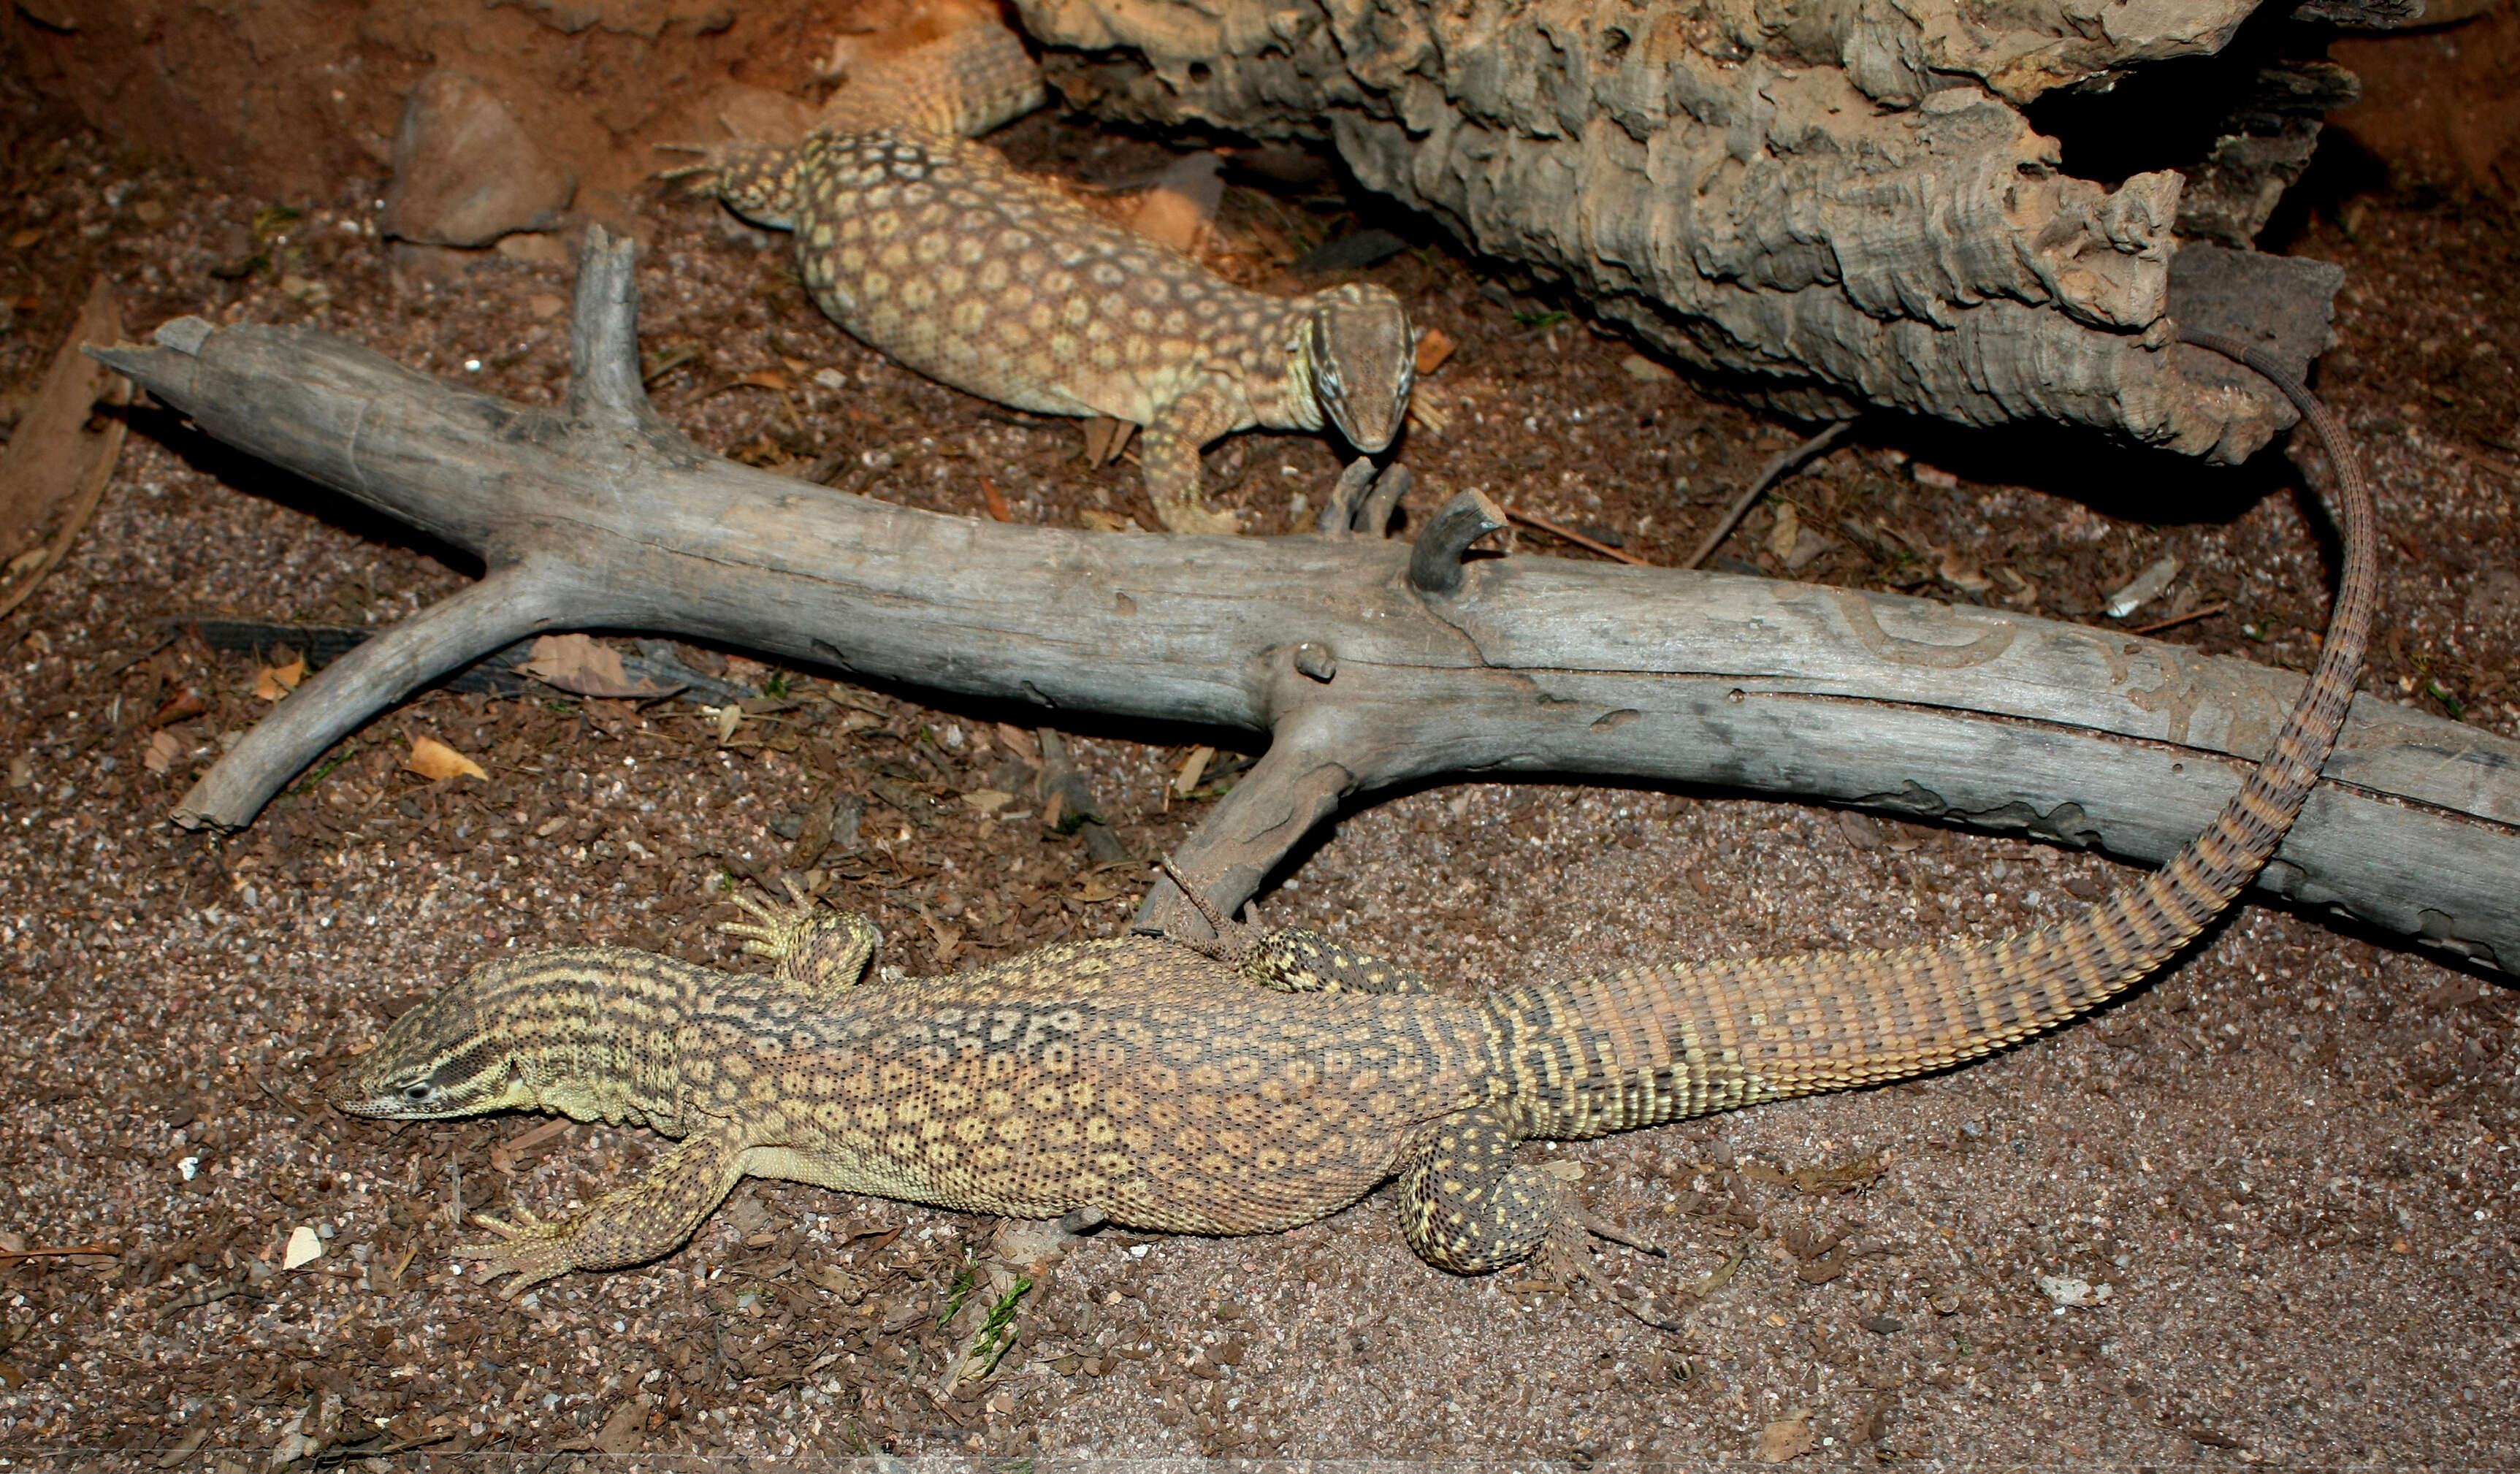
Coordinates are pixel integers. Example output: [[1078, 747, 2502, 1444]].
[[333, 334, 2372, 1317]]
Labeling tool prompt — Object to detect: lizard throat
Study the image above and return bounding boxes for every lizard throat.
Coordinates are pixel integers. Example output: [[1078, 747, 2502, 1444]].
[[1274, 315, 1326, 434]]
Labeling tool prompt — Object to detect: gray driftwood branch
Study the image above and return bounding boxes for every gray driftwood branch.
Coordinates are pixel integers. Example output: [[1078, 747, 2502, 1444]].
[[89, 232, 2518, 975]]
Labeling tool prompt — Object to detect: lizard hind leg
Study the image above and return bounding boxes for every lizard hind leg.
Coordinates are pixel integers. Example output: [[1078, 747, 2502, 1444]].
[[1150, 856, 1432, 995], [1394, 1102, 1558, 1275], [1397, 1103, 1688, 1331], [1242, 928, 1433, 996]]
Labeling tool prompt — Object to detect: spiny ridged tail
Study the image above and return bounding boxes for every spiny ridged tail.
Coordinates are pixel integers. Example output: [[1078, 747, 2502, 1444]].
[[1498, 332, 2378, 1139]]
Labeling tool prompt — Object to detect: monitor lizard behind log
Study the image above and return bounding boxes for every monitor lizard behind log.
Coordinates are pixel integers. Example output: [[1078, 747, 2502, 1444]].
[[332, 334, 2373, 1305], [657, 13, 1415, 535]]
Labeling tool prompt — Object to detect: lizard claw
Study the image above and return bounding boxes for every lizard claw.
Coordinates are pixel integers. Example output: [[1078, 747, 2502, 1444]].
[[720, 877, 818, 961], [454, 1209, 578, 1297], [653, 131, 802, 226], [1570, 1204, 1668, 1259], [465, 1207, 541, 1239], [1535, 1216, 1690, 1334], [652, 142, 725, 188], [1156, 503, 1247, 536]]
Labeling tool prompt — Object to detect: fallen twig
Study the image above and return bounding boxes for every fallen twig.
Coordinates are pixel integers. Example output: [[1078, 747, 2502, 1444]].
[[0, 1242, 119, 1261], [1682, 419, 1855, 571], [155, 1274, 265, 1321], [0, 278, 130, 624], [1503, 505, 1649, 566], [2131, 600, 2231, 635]]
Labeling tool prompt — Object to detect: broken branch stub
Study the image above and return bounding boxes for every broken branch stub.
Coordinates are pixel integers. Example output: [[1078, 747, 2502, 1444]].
[[83, 230, 2520, 975]]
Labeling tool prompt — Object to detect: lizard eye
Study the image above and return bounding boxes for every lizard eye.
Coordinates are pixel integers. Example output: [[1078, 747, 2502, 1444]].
[[400, 1082, 436, 1104]]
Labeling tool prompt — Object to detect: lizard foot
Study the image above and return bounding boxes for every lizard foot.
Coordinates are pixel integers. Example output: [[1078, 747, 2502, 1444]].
[[1567, 1202, 1668, 1259], [723, 881, 883, 989], [454, 1209, 582, 1298], [1148, 501, 1246, 537], [652, 141, 719, 187], [721, 877, 819, 963], [1535, 1217, 1692, 1334], [652, 134, 801, 229]]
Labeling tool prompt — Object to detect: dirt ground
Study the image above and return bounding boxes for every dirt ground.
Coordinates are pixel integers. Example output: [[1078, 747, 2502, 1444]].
[[0, 16, 2516, 1473]]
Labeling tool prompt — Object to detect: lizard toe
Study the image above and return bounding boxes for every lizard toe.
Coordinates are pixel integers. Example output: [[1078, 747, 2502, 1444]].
[[1161, 505, 1247, 536]]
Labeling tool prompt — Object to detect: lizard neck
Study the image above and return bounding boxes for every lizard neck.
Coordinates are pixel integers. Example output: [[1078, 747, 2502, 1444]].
[[502, 947, 700, 1134], [1247, 300, 1325, 435]]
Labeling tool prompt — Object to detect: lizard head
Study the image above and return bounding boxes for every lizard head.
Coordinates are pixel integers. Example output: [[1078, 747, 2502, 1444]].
[[1305, 283, 1415, 454], [329, 969, 543, 1121], [329, 950, 681, 1124]]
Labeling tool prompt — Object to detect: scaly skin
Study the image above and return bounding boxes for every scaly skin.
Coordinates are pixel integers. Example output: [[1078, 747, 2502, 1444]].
[[332, 332, 2376, 1299], [661, 15, 1414, 534]]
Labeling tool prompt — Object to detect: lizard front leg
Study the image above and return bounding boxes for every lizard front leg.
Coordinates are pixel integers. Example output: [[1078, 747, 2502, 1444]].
[[720, 880, 883, 996], [457, 1126, 749, 1295], [656, 138, 804, 232], [1137, 376, 1245, 535]]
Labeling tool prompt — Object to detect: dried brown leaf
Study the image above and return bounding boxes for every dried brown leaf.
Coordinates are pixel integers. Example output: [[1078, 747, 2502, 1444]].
[[1415, 327, 1458, 376], [1130, 152, 1223, 252], [252, 656, 305, 702], [1081, 416, 1137, 467], [1767, 503, 1801, 562], [1757, 1410, 1816, 1463], [1172, 744, 1214, 797], [979, 475, 1012, 522], [592, 1395, 650, 1456], [1618, 351, 1674, 382], [1791, 1156, 1885, 1194], [149, 687, 207, 728], [519, 633, 665, 699], [405, 734, 487, 783], [1795, 1245, 1849, 1283]]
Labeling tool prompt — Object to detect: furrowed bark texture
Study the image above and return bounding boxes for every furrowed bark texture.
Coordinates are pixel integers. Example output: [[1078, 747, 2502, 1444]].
[[1014, 0, 2349, 459], [87, 234, 2519, 974]]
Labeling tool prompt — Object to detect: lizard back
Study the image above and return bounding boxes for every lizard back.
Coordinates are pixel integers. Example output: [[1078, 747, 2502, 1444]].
[[679, 936, 1497, 1233], [789, 129, 1317, 435]]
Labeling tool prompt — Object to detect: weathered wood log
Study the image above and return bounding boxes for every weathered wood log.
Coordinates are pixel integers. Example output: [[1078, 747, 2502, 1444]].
[[1014, 0, 2353, 459], [89, 232, 2519, 974]]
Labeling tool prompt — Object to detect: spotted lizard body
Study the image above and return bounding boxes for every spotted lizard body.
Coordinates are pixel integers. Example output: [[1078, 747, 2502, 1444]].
[[664, 17, 1414, 534], [335, 336, 2374, 1301]]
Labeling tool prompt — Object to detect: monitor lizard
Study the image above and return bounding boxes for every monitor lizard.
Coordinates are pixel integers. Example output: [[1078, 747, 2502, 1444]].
[[657, 12, 1415, 535], [333, 333, 2374, 1307]]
